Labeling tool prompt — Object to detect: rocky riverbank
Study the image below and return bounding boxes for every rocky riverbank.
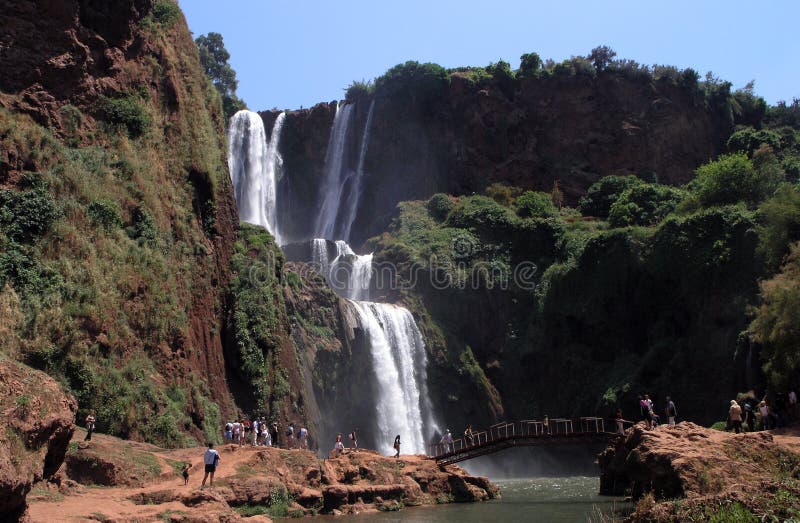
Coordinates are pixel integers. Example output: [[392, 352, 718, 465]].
[[26, 428, 498, 522], [598, 422, 800, 521]]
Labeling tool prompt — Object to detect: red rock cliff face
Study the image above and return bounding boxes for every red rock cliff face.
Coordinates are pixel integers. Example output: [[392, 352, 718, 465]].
[[270, 71, 730, 247], [0, 0, 240, 442]]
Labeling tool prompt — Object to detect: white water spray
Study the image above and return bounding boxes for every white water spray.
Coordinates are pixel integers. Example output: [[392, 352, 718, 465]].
[[227, 110, 285, 245], [314, 103, 354, 240]]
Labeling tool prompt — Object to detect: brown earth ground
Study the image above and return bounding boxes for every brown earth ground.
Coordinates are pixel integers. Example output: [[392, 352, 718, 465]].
[[27, 428, 497, 523]]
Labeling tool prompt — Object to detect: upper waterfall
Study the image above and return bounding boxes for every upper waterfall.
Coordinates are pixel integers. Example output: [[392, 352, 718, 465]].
[[314, 102, 355, 240], [228, 110, 285, 245]]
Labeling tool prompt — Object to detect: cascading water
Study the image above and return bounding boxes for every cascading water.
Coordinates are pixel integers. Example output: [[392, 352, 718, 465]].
[[352, 301, 430, 455], [228, 110, 285, 245], [228, 100, 436, 455], [338, 100, 375, 242], [314, 102, 355, 240]]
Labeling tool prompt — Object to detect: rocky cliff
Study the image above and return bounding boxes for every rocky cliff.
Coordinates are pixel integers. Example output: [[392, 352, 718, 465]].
[[0, 0, 239, 445], [266, 61, 733, 246]]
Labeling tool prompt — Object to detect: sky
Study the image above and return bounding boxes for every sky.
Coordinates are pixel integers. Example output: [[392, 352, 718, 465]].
[[181, 0, 799, 112]]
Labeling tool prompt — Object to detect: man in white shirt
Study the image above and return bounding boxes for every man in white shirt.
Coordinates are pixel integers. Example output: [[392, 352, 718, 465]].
[[201, 443, 220, 489]]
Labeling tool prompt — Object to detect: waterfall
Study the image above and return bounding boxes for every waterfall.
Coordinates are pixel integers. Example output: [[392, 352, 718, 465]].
[[314, 103, 355, 240], [312, 239, 372, 301], [228, 110, 285, 245], [351, 301, 429, 455], [339, 100, 375, 242]]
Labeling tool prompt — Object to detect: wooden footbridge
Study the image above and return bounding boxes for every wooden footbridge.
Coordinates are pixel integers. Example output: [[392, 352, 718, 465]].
[[428, 417, 629, 465]]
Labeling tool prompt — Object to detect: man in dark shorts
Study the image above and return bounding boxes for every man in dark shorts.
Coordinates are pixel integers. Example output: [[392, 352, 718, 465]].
[[201, 442, 220, 489]]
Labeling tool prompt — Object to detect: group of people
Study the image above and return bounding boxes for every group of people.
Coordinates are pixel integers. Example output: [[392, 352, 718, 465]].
[[728, 390, 798, 433], [626, 394, 678, 431], [331, 429, 360, 456], [223, 419, 309, 449]]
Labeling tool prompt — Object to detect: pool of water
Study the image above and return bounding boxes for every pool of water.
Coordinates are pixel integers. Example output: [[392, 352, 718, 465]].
[[334, 476, 628, 522]]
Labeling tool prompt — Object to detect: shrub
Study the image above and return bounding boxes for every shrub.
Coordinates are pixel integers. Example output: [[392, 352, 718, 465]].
[[141, 0, 181, 30], [727, 127, 781, 155], [607, 184, 686, 227], [588, 45, 616, 72], [515, 191, 558, 218], [485, 183, 522, 207], [426, 193, 455, 221], [446, 195, 519, 237], [579, 175, 644, 218], [130, 205, 158, 246], [757, 185, 800, 270], [96, 96, 150, 137], [87, 199, 123, 230], [344, 80, 374, 102], [0, 185, 58, 243], [692, 152, 777, 207]]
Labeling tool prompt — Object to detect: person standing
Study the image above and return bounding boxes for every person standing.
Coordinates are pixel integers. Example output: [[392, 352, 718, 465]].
[[298, 426, 309, 449], [393, 435, 401, 458], [181, 462, 192, 486], [84, 410, 96, 441], [201, 443, 220, 489], [270, 422, 279, 448], [615, 408, 625, 435], [759, 401, 771, 430], [440, 429, 454, 452], [665, 397, 677, 426], [464, 425, 474, 446], [286, 422, 295, 449], [252, 418, 259, 446], [789, 390, 798, 420], [333, 433, 345, 456], [729, 400, 743, 434], [231, 420, 241, 446], [349, 428, 359, 450]]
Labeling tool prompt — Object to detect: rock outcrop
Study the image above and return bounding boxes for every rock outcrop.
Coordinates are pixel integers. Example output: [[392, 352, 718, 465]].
[[0, 358, 77, 521], [28, 430, 497, 521], [598, 422, 800, 521]]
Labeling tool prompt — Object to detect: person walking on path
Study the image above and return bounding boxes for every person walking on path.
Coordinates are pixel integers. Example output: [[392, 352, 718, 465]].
[[729, 400, 743, 434], [181, 462, 192, 486], [84, 410, 96, 441], [665, 397, 677, 426], [393, 435, 401, 458], [201, 443, 220, 489]]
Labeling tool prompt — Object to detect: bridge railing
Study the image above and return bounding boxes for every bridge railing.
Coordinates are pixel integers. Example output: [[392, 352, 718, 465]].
[[427, 417, 626, 457]]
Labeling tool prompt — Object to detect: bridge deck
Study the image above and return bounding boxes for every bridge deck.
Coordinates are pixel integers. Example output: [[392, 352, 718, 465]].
[[428, 417, 626, 465]]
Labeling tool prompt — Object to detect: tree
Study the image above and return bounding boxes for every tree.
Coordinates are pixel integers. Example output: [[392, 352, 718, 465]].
[[518, 53, 542, 77], [551, 180, 564, 210], [515, 191, 558, 218], [195, 32, 246, 121], [588, 45, 617, 72]]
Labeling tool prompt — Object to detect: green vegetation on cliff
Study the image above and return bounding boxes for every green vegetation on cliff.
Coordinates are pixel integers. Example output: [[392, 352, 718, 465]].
[[0, 1, 234, 447]]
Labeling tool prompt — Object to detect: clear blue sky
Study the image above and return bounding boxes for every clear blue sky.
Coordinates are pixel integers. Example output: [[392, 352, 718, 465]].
[[181, 0, 799, 112]]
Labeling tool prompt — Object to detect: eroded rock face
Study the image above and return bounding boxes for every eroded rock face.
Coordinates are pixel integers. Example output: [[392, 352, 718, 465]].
[[598, 422, 798, 500], [0, 358, 77, 521]]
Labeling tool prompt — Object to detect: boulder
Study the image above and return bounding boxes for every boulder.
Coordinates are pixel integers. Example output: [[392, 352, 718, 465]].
[[0, 358, 76, 521]]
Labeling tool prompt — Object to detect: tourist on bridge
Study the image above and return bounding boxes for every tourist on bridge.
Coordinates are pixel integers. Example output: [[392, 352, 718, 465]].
[[615, 408, 625, 435], [440, 429, 454, 452], [665, 397, 677, 426], [729, 400, 743, 434], [543, 415, 550, 435], [393, 434, 401, 458], [464, 425, 474, 446]]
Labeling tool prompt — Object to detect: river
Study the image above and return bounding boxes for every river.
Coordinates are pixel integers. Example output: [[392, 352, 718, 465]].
[[335, 476, 628, 522]]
